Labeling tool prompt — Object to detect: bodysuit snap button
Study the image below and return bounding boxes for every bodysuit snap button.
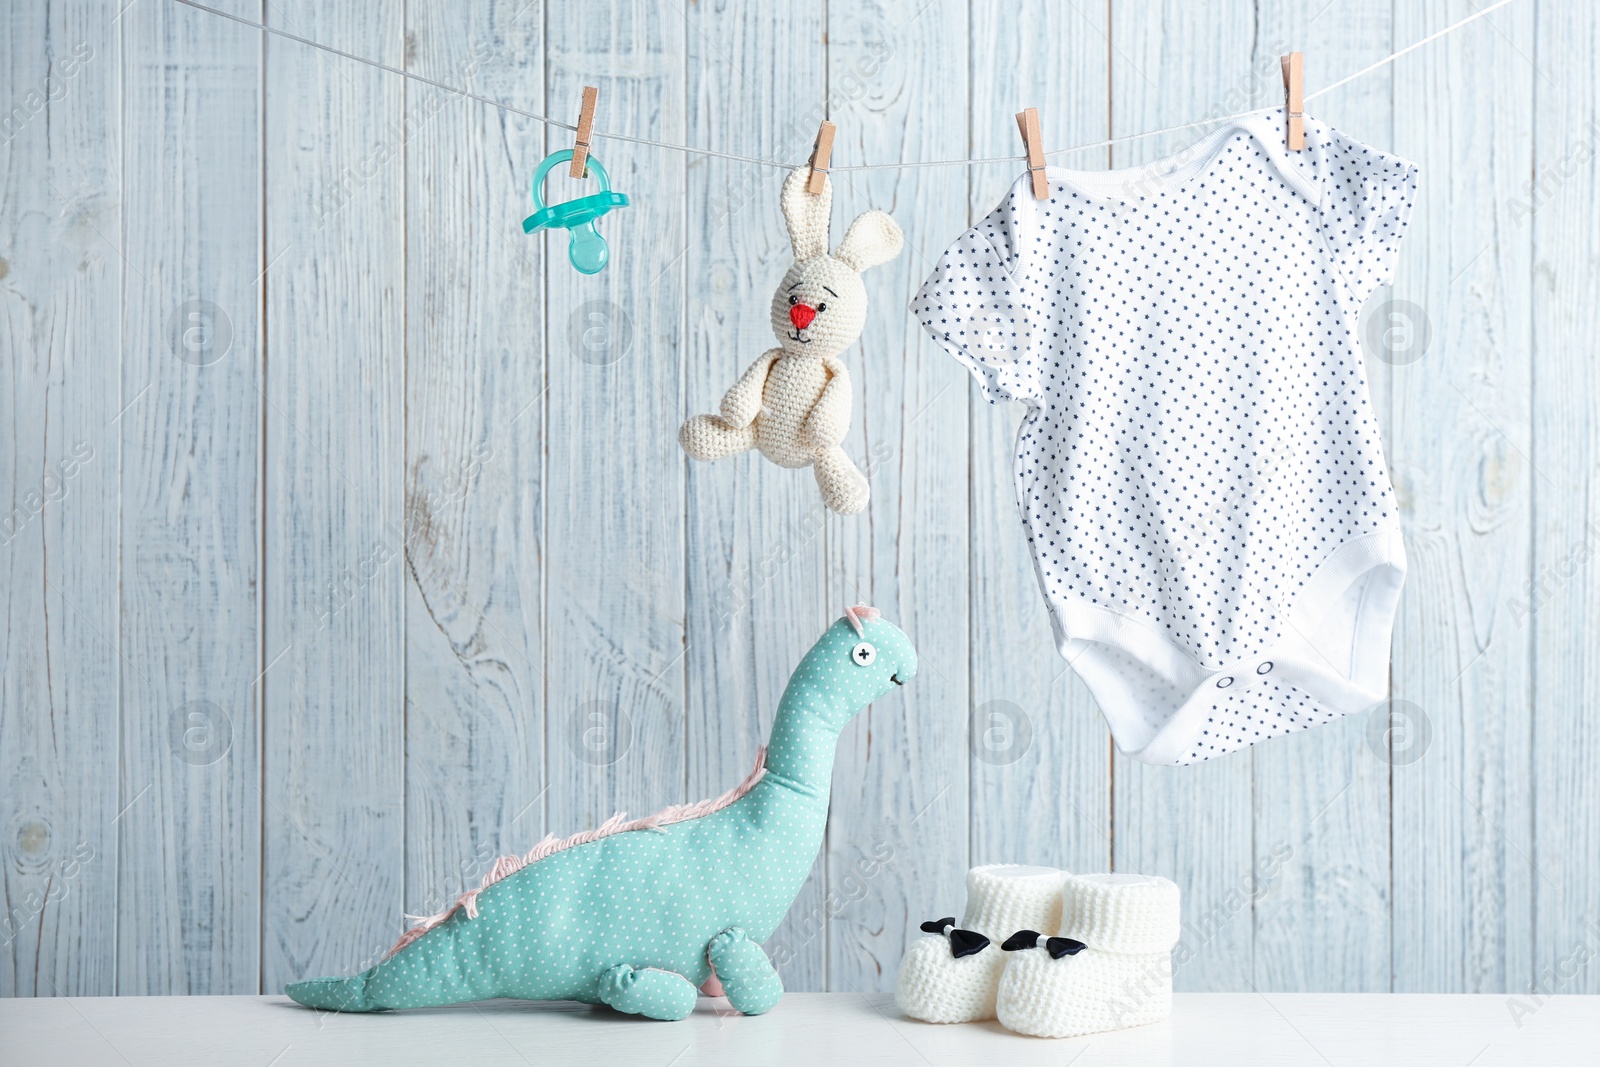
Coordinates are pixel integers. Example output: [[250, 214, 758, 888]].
[[1215, 676, 1234, 689], [1257, 661, 1273, 675]]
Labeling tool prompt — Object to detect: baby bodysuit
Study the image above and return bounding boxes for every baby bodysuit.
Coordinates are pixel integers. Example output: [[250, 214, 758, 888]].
[[914, 108, 1418, 765]]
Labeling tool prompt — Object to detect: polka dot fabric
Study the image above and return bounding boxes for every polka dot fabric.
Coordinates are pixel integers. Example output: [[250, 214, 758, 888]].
[[285, 613, 918, 1017], [914, 109, 1417, 765], [1185, 679, 1343, 763]]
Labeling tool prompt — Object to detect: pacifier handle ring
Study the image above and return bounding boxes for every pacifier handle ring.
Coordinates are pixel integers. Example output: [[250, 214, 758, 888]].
[[530, 150, 613, 212]]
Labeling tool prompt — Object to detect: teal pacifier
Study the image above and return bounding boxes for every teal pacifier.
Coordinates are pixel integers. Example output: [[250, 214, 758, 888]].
[[523, 150, 629, 275]]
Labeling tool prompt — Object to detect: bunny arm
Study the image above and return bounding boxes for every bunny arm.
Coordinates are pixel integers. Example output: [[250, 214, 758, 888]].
[[720, 350, 783, 429], [801, 357, 852, 450]]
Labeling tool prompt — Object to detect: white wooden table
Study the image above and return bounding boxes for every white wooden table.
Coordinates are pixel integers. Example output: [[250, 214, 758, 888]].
[[2, 992, 1593, 1066]]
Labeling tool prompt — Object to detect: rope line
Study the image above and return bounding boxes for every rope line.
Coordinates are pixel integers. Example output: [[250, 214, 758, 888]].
[[169, 0, 1520, 173]]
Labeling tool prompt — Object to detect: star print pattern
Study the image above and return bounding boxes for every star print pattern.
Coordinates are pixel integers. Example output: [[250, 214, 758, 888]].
[[913, 109, 1417, 765]]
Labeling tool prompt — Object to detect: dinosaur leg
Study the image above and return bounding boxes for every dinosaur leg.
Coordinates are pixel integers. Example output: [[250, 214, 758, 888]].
[[596, 963, 699, 1021], [812, 446, 869, 515], [679, 415, 756, 461], [706, 927, 784, 1015]]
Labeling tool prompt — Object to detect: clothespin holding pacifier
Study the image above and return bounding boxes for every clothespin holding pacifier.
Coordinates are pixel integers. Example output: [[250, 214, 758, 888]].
[[524, 86, 629, 274]]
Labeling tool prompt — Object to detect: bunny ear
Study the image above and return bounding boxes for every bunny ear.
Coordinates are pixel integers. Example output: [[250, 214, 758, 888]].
[[781, 168, 831, 260], [834, 210, 904, 273]]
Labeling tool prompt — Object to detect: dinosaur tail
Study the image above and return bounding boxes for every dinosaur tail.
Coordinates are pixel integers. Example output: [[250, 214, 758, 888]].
[[284, 971, 382, 1013], [285, 915, 495, 1012]]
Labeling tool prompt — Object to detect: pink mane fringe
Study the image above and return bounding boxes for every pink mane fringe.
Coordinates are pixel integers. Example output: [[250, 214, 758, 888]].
[[385, 746, 768, 958]]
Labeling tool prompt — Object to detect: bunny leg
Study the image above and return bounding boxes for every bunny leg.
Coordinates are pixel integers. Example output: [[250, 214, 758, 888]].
[[813, 446, 869, 515], [680, 414, 756, 461]]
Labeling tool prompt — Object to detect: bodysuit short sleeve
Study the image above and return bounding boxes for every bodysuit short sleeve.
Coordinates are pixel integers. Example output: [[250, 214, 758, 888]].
[[912, 190, 1040, 404], [1310, 126, 1420, 305]]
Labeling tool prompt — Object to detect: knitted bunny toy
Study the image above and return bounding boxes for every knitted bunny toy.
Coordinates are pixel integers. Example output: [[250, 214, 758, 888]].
[[680, 168, 903, 514]]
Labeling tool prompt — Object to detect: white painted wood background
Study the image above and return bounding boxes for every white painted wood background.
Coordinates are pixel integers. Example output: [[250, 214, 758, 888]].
[[2, 0, 1595, 999]]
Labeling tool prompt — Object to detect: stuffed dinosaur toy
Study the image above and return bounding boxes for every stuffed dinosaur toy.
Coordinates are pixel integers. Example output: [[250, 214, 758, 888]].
[[286, 606, 917, 1020], [679, 168, 904, 515]]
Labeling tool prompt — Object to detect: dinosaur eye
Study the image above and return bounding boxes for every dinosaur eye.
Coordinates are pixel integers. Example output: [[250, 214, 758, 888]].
[[788, 294, 799, 305], [816, 302, 827, 313], [851, 642, 876, 666]]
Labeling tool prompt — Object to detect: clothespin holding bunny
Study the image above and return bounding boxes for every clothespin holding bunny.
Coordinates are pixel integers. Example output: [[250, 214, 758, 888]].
[[808, 120, 836, 194]]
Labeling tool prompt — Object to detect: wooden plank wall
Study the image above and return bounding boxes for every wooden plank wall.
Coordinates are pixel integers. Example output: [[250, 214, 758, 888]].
[[260, 0, 407, 990], [1252, 0, 1395, 994], [966, 0, 1114, 909], [118, 0, 262, 995], [682, 1, 831, 991], [1389, 0, 1537, 995], [403, 0, 548, 980], [0, 0, 121, 996], [1, 0, 1593, 1000], [1531, 0, 1600, 1011]]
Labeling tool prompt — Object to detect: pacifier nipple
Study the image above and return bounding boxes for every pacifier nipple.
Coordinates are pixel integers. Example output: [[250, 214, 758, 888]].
[[567, 220, 609, 275]]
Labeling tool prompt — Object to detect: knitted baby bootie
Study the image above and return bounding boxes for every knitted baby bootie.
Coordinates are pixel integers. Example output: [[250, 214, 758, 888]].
[[894, 865, 1064, 1023], [994, 872, 1180, 1039]]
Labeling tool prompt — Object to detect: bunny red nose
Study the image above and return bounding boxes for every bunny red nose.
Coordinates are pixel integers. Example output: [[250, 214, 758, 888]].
[[789, 303, 817, 330]]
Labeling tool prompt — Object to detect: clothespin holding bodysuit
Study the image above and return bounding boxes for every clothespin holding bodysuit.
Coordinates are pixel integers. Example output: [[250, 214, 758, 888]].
[[1015, 107, 1048, 199], [1281, 53, 1305, 150]]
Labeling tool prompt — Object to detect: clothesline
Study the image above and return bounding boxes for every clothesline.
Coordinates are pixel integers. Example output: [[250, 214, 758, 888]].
[[170, 0, 1519, 173]]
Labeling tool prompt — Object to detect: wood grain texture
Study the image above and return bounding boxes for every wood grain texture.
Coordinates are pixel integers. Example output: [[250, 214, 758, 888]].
[[1530, 0, 1600, 998], [964, 0, 1115, 889], [1249, 0, 1394, 995], [400, 0, 548, 944], [0, 0, 121, 997], [260, 0, 408, 990], [680, 0, 831, 992], [1106, 0, 1258, 993], [824, 0, 972, 995], [117, 0, 264, 994], [1388, 0, 1535, 994], [4, 0, 1598, 1001], [539, 3, 688, 843]]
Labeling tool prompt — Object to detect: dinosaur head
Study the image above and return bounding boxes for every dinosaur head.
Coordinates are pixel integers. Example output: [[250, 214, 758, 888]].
[[791, 605, 917, 728]]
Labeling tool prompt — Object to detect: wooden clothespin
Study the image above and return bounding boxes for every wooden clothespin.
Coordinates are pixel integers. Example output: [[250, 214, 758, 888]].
[[570, 85, 599, 178], [807, 120, 836, 194], [1015, 107, 1048, 199], [1281, 53, 1304, 150]]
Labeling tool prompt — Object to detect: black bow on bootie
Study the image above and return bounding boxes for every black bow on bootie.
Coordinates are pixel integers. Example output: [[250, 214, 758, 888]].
[[1046, 937, 1087, 959], [1000, 929, 1087, 959], [947, 929, 991, 958], [917, 917, 990, 957], [1001, 929, 1041, 951]]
